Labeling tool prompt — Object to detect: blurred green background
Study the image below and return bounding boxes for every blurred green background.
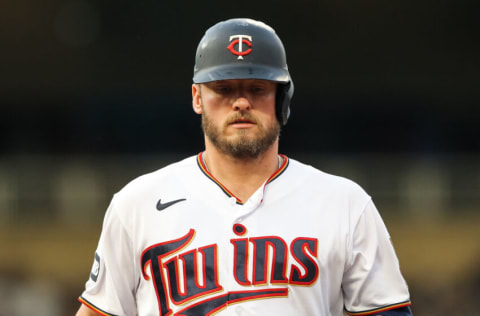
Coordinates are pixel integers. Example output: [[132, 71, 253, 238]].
[[1, 0, 479, 315]]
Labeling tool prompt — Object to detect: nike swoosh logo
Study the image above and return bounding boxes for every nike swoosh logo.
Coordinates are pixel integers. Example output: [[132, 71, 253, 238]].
[[156, 198, 186, 211]]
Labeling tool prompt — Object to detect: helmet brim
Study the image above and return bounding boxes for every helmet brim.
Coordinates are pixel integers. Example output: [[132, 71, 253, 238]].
[[193, 64, 290, 84]]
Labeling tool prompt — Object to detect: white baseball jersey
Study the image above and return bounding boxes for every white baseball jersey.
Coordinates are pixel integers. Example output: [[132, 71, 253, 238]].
[[79, 153, 411, 316]]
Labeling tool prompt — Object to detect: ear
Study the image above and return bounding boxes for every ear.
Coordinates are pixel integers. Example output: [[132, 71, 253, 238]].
[[192, 84, 203, 114]]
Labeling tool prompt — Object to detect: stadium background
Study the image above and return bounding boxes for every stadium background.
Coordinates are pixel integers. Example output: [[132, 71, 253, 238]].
[[0, 0, 479, 315]]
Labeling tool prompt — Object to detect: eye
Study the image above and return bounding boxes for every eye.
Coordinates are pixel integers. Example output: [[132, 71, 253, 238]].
[[215, 85, 231, 94], [249, 84, 266, 94]]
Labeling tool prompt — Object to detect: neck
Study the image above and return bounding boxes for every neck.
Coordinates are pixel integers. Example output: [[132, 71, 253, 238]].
[[202, 138, 280, 202]]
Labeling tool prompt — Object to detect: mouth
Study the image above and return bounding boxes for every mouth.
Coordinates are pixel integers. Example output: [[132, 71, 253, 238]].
[[228, 117, 256, 128], [231, 117, 254, 124]]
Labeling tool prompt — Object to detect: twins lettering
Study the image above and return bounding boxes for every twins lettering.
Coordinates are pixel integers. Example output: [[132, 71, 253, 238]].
[[141, 229, 319, 315]]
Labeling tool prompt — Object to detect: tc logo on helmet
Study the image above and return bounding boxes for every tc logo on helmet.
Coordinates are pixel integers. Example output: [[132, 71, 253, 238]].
[[227, 35, 252, 60]]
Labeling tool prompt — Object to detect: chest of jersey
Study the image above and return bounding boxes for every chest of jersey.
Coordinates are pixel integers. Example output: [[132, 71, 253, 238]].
[[132, 185, 349, 316]]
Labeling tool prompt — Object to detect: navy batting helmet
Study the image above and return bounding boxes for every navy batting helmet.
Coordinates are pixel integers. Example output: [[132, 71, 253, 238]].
[[193, 18, 294, 126]]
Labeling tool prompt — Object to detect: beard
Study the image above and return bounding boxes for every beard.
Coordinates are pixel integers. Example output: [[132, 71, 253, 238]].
[[202, 110, 280, 160]]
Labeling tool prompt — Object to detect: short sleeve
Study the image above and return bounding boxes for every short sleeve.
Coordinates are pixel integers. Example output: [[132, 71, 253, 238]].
[[79, 196, 137, 316], [342, 200, 411, 315]]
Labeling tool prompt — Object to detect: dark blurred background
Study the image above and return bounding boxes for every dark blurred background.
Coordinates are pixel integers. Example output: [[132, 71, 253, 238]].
[[0, 0, 479, 315]]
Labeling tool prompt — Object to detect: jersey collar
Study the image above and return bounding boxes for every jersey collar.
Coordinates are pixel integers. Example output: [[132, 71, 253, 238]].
[[196, 151, 289, 205]]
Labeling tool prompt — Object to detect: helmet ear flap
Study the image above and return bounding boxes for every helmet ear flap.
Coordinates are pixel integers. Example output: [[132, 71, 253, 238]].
[[276, 81, 294, 126]]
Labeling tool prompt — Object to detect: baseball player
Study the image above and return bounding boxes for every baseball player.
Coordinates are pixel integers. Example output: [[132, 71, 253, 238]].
[[76, 18, 412, 316]]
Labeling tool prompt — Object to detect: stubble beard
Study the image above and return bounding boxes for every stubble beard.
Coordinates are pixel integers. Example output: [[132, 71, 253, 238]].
[[202, 110, 280, 160]]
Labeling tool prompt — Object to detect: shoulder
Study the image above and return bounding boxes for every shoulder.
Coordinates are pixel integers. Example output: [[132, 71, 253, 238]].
[[284, 157, 370, 202], [279, 157, 373, 225], [112, 155, 198, 203]]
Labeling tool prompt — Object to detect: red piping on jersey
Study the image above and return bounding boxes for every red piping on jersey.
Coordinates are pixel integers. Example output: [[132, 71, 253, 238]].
[[344, 300, 411, 315], [196, 152, 289, 205], [260, 153, 289, 203]]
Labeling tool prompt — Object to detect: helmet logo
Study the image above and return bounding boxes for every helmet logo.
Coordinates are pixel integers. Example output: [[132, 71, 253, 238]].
[[227, 35, 252, 60]]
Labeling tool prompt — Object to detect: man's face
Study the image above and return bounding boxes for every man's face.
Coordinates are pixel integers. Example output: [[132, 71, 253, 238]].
[[193, 79, 280, 159]]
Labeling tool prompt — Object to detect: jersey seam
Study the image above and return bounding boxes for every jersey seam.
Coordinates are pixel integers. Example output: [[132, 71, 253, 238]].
[[346, 196, 374, 271], [110, 194, 135, 251], [110, 194, 138, 297]]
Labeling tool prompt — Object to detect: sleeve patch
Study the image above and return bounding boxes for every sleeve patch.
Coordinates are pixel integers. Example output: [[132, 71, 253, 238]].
[[90, 252, 101, 282]]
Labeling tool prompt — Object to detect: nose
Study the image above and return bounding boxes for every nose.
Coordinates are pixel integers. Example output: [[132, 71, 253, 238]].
[[232, 97, 251, 112]]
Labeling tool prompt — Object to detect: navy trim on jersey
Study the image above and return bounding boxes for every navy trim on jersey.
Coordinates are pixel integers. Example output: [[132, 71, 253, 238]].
[[78, 296, 119, 316], [375, 306, 413, 316], [196, 152, 289, 205], [345, 300, 412, 315]]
